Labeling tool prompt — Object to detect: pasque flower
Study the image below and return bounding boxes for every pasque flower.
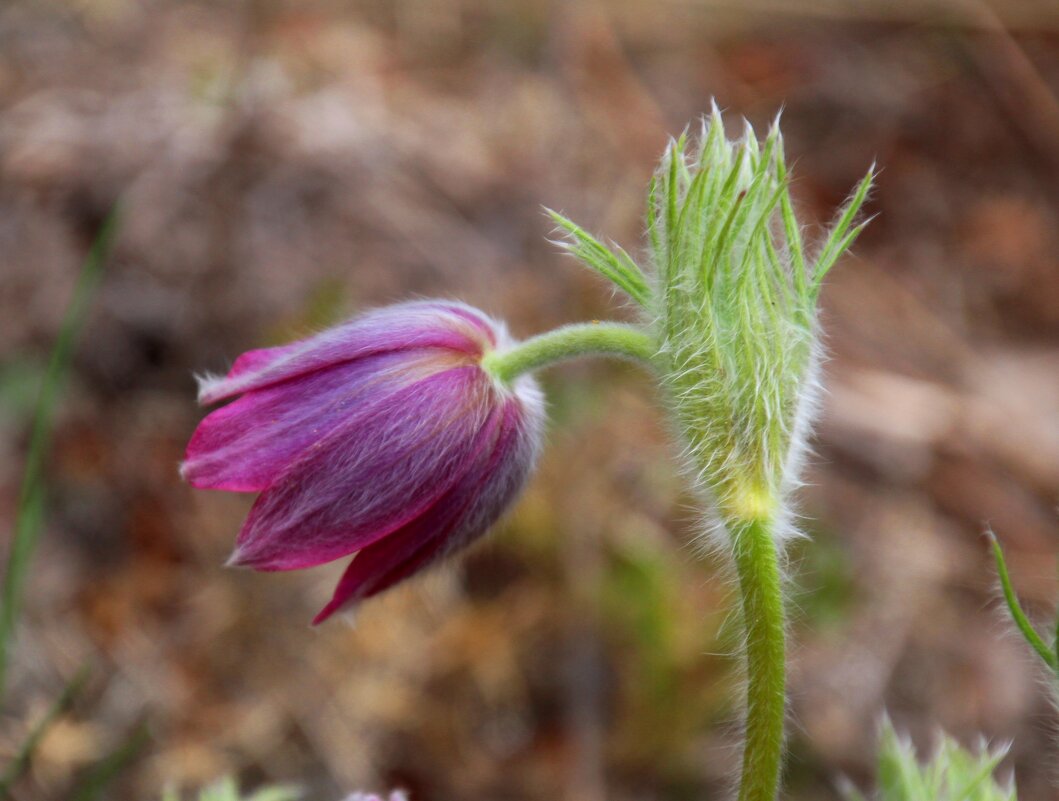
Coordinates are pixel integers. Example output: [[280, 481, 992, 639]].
[[182, 301, 544, 624], [182, 106, 873, 801]]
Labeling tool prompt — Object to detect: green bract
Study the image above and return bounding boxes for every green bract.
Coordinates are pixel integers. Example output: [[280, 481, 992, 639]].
[[649, 109, 872, 525], [553, 106, 874, 528]]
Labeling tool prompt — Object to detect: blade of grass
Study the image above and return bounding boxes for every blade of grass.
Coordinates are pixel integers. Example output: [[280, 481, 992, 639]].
[[988, 530, 1058, 673], [0, 665, 90, 799], [0, 206, 120, 703], [69, 720, 150, 801]]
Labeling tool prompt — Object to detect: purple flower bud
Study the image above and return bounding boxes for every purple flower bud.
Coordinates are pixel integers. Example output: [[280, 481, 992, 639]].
[[182, 301, 544, 624]]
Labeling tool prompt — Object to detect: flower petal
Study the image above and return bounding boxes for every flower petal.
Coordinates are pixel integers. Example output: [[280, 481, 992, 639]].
[[198, 302, 496, 405], [229, 366, 502, 571], [224, 343, 301, 382], [312, 396, 540, 624], [182, 350, 446, 492]]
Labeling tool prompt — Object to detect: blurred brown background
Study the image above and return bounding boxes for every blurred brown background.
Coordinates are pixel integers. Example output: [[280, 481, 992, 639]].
[[2, 0, 1059, 799]]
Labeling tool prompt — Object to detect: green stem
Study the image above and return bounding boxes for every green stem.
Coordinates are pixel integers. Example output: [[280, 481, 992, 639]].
[[482, 322, 656, 385], [731, 516, 786, 801]]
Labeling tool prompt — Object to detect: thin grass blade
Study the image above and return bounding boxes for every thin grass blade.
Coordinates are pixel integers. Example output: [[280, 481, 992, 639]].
[[69, 720, 149, 801], [0, 207, 120, 703], [0, 665, 90, 799]]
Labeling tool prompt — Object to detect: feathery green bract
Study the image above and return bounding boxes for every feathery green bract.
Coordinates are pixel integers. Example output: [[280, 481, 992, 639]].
[[547, 108, 873, 524], [647, 107, 873, 524], [546, 208, 652, 307], [844, 718, 1015, 801]]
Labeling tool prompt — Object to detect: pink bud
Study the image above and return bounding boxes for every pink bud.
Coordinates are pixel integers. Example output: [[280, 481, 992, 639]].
[[182, 301, 544, 624]]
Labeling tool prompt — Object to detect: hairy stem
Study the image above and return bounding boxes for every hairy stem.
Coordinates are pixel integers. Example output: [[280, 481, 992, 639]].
[[731, 516, 786, 801], [482, 322, 656, 385]]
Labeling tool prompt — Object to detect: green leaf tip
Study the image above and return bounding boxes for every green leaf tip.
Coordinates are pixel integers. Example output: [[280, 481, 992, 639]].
[[814, 164, 877, 289], [987, 529, 1059, 674], [544, 208, 652, 307]]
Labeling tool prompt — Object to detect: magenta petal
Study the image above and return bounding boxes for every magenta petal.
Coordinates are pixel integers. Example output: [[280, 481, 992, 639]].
[[229, 367, 502, 571], [182, 350, 441, 492], [198, 302, 496, 405], [225, 343, 301, 382], [181, 298, 547, 625], [312, 398, 538, 624]]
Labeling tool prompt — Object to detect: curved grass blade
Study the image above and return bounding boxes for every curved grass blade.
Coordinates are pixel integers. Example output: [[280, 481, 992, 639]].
[[69, 720, 149, 801], [0, 205, 121, 703], [0, 665, 90, 799]]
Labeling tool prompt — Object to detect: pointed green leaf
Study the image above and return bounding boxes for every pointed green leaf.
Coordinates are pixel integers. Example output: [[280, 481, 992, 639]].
[[545, 209, 651, 307], [989, 530, 1058, 672], [814, 165, 875, 286]]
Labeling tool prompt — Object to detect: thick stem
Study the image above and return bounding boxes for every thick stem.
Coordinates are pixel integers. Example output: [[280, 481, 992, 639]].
[[731, 516, 786, 801], [482, 322, 656, 385]]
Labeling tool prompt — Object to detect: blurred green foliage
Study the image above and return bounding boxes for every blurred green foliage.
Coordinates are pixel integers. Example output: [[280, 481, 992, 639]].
[[844, 719, 1014, 801], [0, 360, 48, 424], [599, 531, 733, 785], [789, 528, 856, 632], [161, 776, 300, 801]]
